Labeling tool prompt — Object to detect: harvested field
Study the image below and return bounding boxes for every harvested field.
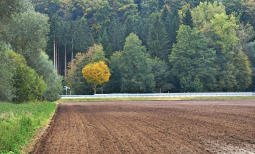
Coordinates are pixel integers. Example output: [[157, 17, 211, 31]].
[[32, 100, 255, 154]]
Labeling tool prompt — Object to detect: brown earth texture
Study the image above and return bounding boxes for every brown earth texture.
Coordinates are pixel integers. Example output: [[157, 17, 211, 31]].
[[32, 100, 255, 154]]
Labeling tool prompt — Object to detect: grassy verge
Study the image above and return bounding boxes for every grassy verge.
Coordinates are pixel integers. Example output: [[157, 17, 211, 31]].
[[0, 102, 57, 154], [59, 96, 255, 103], [58, 97, 180, 103]]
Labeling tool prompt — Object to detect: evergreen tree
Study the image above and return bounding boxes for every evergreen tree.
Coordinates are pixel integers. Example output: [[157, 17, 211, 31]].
[[161, 6, 179, 54], [119, 3, 140, 35], [178, 4, 193, 27], [108, 17, 125, 52], [147, 13, 170, 60], [73, 18, 94, 52], [100, 29, 113, 58], [7, 10, 49, 55]]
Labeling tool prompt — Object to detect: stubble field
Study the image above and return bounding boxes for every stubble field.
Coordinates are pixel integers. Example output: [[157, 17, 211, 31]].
[[32, 100, 255, 154]]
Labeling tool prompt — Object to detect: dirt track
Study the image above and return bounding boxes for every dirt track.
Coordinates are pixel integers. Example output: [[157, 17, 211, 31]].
[[32, 100, 255, 154]]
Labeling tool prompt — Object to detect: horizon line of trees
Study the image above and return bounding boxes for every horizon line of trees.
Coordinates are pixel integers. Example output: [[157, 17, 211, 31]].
[[9, 0, 255, 94]]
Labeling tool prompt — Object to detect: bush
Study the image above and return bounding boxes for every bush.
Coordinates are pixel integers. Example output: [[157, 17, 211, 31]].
[[7, 50, 46, 103], [42, 74, 62, 101], [26, 52, 62, 101]]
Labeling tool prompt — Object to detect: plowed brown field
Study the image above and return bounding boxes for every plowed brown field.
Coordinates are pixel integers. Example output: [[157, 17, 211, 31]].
[[32, 100, 255, 154]]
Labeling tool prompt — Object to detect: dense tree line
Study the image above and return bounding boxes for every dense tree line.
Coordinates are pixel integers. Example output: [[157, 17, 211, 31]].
[[0, 0, 62, 102], [31, 0, 255, 94]]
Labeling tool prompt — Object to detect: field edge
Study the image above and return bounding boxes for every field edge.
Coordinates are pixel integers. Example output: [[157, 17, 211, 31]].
[[23, 105, 58, 154], [58, 96, 255, 103]]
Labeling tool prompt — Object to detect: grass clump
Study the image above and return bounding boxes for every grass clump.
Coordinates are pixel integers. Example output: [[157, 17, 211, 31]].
[[0, 102, 56, 154]]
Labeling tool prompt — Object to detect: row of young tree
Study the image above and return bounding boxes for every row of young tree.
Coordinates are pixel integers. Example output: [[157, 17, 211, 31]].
[[0, 0, 62, 102], [31, 0, 255, 93]]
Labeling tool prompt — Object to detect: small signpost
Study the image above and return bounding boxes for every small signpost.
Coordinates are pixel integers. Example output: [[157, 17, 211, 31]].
[[64, 86, 70, 95]]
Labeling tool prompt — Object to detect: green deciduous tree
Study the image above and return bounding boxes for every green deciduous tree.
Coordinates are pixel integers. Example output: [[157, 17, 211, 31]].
[[0, 0, 30, 21], [210, 13, 239, 53], [191, 1, 253, 91], [208, 9, 252, 91], [7, 10, 49, 55], [234, 51, 252, 91], [169, 25, 217, 92], [191, 1, 225, 30], [119, 33, 155, 93], [7, 50, 46, 103]]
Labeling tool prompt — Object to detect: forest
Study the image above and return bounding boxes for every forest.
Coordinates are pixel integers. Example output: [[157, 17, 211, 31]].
[[1, 0, 255, 97]]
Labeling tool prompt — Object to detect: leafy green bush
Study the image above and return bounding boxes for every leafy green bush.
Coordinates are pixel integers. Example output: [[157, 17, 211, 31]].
[[0, 102, 57, 153], [42, 74, 62, 101], [7, 50, 46, 103], [0, 48, 47, 103], [22, 52, 62, 101], [33, 52, 62, 101]]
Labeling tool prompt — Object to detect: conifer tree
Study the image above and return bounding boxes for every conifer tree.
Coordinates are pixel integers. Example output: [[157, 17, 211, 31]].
[[147, 13, 170, 60]]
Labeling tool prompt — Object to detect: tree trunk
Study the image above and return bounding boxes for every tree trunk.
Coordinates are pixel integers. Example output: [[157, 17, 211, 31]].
[[71, 38, 74, 62], [53, 37, 56, 72], [64, 45, 67, 79], [56, 43, 58, 74], [94, 84, 97, 94], [57, 48, 60, 74]]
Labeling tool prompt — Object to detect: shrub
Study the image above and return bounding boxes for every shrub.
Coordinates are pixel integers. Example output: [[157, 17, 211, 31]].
[[42, 74, 62, 101], [7, 50, 46, 103], [26, 52, 62, 101]]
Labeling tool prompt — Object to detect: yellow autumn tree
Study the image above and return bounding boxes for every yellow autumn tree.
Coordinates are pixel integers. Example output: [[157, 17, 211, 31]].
[[82, 61, 111, 94]]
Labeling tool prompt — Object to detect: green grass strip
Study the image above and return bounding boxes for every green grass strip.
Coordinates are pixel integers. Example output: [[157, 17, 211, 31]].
[[0, 102, 57, 154], [59, 96, 255, 103]]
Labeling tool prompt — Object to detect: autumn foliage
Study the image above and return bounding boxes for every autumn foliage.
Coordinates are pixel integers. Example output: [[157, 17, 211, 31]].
[[82, 61, 111, 94]]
